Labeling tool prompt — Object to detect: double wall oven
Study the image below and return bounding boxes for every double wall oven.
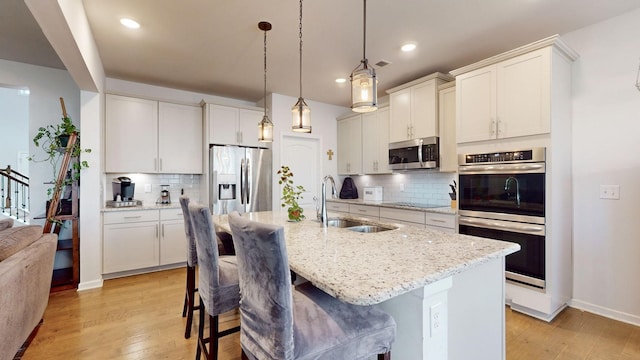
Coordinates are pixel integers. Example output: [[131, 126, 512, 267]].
[[457, 148, 546, 289]]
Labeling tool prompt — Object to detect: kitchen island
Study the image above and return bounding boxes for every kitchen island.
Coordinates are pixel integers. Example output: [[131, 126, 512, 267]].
[[213, 211, 520, 360]]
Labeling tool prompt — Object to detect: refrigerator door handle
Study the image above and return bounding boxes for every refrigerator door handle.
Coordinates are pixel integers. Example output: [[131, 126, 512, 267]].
[[245, 161, 251, 205], [240, 159, 245, 205]]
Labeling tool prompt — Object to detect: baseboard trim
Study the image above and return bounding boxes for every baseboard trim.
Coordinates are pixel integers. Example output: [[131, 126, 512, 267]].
[[77, 278, 104, 291], [569, 299, 640, 326]]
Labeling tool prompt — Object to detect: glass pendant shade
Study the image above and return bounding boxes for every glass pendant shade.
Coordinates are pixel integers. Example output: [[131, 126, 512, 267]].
[[351, 62, 378, 113], [291, 97, 311, 132], [258, 115, 273, 142]]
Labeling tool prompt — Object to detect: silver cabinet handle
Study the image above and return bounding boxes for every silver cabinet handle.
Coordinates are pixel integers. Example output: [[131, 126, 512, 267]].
[[429, 218, 447, 223], [162, 224, 165, 238], [124, 216, 142, 219], [155, 224, 159, 238]]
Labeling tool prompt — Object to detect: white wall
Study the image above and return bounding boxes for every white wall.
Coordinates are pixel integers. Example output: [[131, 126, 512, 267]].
[[0, 87, 29, 174], [563, 8, 640, 325], [0, 59, 80, 222]]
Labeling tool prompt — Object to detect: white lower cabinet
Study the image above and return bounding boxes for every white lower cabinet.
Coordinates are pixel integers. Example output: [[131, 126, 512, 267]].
[[159, 209, 187, 265], [103, 208, 186, 275]]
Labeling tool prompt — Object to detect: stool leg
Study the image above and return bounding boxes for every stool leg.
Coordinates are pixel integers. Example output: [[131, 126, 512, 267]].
[[185, 266, 196, 339], [210, 315, 219, 360], [195, 297, 205, 360], [378, 351, 391, 360]]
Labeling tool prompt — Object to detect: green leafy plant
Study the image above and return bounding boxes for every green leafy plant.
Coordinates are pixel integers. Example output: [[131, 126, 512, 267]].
[[29, 114, 91, 197], [277, 165, 306, 221]]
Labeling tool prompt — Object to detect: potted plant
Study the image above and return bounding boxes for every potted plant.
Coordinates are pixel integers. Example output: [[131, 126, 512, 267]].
[[277, 165, 306, 221], [29, 98, 91, 214]]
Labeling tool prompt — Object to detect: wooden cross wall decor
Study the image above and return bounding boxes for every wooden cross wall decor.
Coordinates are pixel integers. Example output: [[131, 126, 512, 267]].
[[326, 149, 334, 160]]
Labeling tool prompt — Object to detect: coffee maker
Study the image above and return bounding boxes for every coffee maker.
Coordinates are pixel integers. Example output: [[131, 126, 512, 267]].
[[112, 177, 135, 201], [159, 184, 171, 204]]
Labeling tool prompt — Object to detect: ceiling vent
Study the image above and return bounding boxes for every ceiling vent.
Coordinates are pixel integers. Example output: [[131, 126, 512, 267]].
[[375, 59, 392, 67]]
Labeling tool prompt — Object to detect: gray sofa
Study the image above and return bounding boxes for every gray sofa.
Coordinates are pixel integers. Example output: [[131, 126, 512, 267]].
[[0, 219, 57, 360]]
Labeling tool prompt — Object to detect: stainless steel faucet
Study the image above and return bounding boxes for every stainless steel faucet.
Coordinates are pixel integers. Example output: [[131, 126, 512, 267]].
[[319, 175, 337, 226], [504, 176, 520, 207]]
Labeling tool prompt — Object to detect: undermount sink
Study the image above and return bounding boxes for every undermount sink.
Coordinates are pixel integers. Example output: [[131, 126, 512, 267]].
[[325, 219, 396, 233]]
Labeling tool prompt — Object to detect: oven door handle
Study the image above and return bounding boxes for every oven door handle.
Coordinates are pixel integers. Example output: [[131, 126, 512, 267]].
[[459, 163, 545, 174], [459, 217, 545, 235]]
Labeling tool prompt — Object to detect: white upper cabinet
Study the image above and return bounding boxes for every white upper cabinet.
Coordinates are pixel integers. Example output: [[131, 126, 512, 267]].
[[387, 73, 453, 143], [438, 83, 457, 172], [337, 114, 362, 175], [453, 40, 576, 143], [106, 95, 158, 173], [105, 94, 202, 174], [158, 102, 203, 174], [207, 104, 264, 148], [362, 107, 390, 174]]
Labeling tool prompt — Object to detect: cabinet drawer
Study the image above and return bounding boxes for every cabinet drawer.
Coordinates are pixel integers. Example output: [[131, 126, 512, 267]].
[[379, 207, 426, 224], [349, 204, 380, 218], [326, 202, 349, 213], [160, 208, 185, 221], [424, 212, 455, 229], [104, 210, 159, 224]]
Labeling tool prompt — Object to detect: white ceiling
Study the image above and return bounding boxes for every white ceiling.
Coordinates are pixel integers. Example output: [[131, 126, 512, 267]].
[[3, 0, 640, 107]]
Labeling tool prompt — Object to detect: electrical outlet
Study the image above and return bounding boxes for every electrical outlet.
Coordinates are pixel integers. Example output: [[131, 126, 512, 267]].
[[144, 184, 152, 193], [399, 183, 405, 192], [430, 302, 443, 337], [599, 185, 620, 200]]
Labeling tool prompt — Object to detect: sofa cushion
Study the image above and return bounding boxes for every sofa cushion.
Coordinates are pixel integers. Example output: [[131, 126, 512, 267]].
[[0, 218, 13, 231], [0, 225, 43, 262]]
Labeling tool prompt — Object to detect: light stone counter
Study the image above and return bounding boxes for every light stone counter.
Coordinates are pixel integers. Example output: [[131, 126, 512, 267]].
[[213, 210, 518, 306]]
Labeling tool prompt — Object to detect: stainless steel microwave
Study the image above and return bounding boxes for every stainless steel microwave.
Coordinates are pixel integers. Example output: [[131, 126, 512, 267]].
[[388, 137, 439, 170]]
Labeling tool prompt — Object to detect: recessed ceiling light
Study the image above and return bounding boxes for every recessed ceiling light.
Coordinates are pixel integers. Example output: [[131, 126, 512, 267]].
[[335, 78, 347, 84], [401, 43, 416, 52], [120, 18, 140, 29]]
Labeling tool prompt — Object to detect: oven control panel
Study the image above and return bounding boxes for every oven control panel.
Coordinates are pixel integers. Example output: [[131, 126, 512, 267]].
[[459, 148, 545, 165]]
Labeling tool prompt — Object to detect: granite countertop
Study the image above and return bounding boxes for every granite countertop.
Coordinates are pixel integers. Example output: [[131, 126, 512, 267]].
[[327, 198, 457, 215], [102, 203, 181, 212], [214, 211, 519, 306]]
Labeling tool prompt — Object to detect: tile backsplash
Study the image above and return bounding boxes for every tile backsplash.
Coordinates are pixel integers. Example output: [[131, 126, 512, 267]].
[[344, 171, 456, 206], [106, 173, 201, 206]]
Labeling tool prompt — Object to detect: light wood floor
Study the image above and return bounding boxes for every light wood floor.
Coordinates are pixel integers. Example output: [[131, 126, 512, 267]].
[[22, 268, 640, 360]]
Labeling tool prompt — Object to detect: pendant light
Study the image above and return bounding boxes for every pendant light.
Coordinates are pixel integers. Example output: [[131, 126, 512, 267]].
[[350, 0, 377, 113], [258, 21, 273, 143], [292, 0, 311, 133]]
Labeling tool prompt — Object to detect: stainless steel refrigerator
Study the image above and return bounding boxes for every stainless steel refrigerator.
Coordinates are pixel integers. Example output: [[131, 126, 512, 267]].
[[210, 145, 272, 215]]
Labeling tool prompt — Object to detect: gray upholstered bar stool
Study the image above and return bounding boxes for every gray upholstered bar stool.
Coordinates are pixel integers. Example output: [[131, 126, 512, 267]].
[[179, 196, 200, 339], [228, 212, 396, 360], [189, 203, 241, 360]]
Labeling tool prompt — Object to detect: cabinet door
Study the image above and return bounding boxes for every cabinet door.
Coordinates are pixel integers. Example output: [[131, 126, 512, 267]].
[[438, 86, 457, 172], [362, 108, 390, 174], [103, 222, 159, 273], [160, 220, 187, 265], [238, 109, 264, 148], [337, 115, 362, 175], [208, 104, 239, 145], [456, 67, 496, 143], [158, 102, 203, 174], [411, 80, 438, 138], [105, 95, 158, 173], [389, 88, 412, 142], [497, 48, 551, 139]]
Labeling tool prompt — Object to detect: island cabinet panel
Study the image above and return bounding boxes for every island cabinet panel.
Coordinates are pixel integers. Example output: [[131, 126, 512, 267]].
[[105, 94, 202, 174], [380, 207, 426, 226], [456, 47, 551, 143], [349, 204, 380, 219]]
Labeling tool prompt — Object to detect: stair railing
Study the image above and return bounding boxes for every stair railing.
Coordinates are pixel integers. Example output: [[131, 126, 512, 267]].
[[0, 165, 30, 222]]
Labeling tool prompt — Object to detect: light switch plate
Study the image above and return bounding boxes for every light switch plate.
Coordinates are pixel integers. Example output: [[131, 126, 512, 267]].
[[599, 185, 620, 200], [144, 184, 152, 193]]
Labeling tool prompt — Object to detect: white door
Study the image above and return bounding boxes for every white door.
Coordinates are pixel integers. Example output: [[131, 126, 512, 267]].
[[280, 135, 320, 210]]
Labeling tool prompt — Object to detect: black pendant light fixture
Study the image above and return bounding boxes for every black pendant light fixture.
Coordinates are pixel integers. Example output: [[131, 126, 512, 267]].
[[350, 0, 378, 113], [291, 0, 311, 133], [258, 21, 273, 143]]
